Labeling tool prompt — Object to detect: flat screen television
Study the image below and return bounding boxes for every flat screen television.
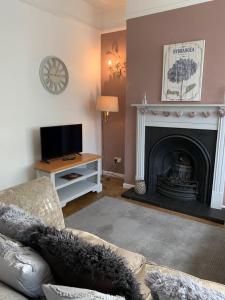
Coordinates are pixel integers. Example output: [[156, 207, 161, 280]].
[[40, 124, 82, 161]]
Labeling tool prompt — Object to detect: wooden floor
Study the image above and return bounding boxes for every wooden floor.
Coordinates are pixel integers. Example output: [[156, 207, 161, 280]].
[[62, 176, 124, 218], [63, 176, 224, 228]]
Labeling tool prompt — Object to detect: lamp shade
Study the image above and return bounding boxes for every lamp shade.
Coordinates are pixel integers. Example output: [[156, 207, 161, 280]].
[[96, 96, 119, 112]]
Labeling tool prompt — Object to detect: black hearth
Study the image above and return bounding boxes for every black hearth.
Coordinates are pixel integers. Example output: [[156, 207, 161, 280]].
[[122, 126, 225, 224]]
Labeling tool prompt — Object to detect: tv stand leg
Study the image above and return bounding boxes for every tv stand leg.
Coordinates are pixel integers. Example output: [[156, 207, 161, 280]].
[[93, 183, 103, 193]]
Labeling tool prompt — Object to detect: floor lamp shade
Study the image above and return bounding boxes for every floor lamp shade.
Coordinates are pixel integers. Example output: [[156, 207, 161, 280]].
[[96, 96, 119, 113]]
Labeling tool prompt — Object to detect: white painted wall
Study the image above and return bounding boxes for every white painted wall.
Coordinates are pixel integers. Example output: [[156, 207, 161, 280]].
[[127, 0, 213, 19], [0, 0, 101, 190]]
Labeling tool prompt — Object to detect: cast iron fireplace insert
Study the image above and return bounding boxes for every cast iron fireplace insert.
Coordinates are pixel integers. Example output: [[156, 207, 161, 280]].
[[145, 127, 215, 205], [122, 126, 225, 224]]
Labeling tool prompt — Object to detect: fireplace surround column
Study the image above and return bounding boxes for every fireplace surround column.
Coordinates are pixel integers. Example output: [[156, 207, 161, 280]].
[[135, 108, 146, 193], [211, 115, 225, 209]]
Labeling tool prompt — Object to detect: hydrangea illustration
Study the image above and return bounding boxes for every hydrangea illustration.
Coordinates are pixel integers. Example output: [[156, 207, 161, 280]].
[[168, 58, 197, 83], [167, 58, 198, 99]]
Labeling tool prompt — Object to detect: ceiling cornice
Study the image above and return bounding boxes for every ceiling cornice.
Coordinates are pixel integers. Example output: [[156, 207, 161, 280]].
[[18, 0, 101, 29], [18, 0, 126, 32]]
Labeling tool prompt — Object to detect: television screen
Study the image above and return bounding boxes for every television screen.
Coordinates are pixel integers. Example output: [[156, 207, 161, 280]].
[[40, 124, 82, 160]]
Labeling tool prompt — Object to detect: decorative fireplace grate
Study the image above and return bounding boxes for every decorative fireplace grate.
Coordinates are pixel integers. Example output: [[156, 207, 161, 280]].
[[156, 154, 198, 201]]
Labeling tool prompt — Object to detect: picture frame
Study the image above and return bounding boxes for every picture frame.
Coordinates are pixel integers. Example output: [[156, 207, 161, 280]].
[[161, 40, 205, 101]]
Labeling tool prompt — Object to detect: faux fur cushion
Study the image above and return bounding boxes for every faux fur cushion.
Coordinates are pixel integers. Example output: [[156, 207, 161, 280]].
[[145, 271, 225, 300], [24, 225, 143, 300], [0, 204, 43, 242]]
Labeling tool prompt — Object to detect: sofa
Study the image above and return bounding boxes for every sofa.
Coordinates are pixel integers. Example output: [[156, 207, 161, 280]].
[[0, 176, 225, 300]]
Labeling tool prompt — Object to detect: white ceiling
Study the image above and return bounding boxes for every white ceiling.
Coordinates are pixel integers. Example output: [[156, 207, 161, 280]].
[[18, 0, 211, 31], [83, 0, 126, 11]]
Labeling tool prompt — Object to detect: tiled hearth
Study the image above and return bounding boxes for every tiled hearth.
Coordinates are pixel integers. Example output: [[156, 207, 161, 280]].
[[123, 104, 225, 223]]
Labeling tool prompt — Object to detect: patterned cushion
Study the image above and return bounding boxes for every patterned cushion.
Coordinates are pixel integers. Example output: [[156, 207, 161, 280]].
[[0, 233, 53, 297], [42, 284, 125, 300]]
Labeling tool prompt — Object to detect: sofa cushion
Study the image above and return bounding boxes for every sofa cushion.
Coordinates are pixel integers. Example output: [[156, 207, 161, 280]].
[[145, 263, 225, 299], [0, 282, 29, 300], [65, 228, 146, 274], [65, 228, 151, 300], [25, 225, 144, 300], [0, 233, 53, 298], [0, 177, 65, 230], [42, 284, 125, 300], [146, 270, 225, 300], [0, 204, 43, 243]]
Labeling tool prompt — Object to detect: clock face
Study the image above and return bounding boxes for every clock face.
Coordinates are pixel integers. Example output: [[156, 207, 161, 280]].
[[39, 56, 69, 94]]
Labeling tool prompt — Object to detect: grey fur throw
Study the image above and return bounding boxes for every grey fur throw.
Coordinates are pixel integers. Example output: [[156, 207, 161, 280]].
[[0, 204, 43, 242], [145, 271, 225, 300], [24, 225, 143, 300]]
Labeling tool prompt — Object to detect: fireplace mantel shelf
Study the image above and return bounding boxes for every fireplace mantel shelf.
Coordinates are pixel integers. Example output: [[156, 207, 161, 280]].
[[132, 103, 225, 107], [132, 103, 225, 118]]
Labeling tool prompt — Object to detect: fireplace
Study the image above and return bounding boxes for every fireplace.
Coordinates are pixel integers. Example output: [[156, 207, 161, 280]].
[[145, 127, 217, 205], [122, 104, 225, 223]]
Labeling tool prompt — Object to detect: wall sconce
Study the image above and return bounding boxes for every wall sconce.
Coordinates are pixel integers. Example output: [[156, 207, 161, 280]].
[[96, 96, 119, 122], [106, 41, 126, 79], [107, 58, 123, 79]]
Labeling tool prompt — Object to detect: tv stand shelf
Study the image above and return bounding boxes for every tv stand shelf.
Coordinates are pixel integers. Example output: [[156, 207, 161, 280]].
[[34, 153, 102, 207]]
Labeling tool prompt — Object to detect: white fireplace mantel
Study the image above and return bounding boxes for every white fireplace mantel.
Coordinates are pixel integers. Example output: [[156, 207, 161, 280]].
[[132, 103, 225, 209]]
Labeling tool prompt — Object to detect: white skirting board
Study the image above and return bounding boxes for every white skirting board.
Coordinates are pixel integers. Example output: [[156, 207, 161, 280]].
[[103, 170, 124, 179]]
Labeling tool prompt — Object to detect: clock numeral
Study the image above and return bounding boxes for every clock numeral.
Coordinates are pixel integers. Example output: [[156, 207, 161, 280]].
[[58, 81, 63, 89], [47, 60, 52, 69], [58, 67, 65, 74], [43, 66, 49, 73], [49, 80, 53, 90], [53, 83, 57, 93]]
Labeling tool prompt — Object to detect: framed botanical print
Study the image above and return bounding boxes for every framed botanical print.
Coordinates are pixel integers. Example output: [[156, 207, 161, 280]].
[[161, 40, 205, 101]]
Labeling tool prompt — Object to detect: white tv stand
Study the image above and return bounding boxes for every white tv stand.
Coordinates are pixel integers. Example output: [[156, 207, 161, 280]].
[[34, 153, 102, 207]]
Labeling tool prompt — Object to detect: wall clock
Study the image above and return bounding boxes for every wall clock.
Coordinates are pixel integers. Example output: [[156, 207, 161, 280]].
[[39, 56, 69, 95]]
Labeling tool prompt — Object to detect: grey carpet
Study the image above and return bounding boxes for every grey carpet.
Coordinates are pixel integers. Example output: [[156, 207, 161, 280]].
[[65, 196, 225, 284]]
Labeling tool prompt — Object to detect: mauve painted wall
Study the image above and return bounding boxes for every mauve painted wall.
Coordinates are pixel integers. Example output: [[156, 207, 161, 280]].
[[101, 31, 126, 174], [125, 0, 225, 200]]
